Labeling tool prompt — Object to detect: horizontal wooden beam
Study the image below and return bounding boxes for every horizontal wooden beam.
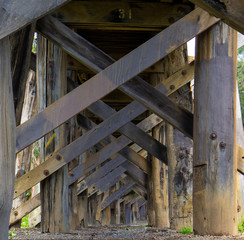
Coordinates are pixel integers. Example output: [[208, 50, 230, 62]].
[[53, 1, 192, 31], [14, 100, 149, 199], [189, 0, 244, 34], [16, 8, 218, 153], [0, 0, 70, 40], [9, 194, 40, 226]]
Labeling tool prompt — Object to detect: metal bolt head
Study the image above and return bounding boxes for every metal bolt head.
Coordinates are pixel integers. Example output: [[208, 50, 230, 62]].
[[181, 70, 187, 75], [56, 154, 62, 161], [210, 132, 217, 140], [69, 172, 74, 177], [14, 211, 18, 216], [219, 141, 226, 149], [43, 170, 50, 176]]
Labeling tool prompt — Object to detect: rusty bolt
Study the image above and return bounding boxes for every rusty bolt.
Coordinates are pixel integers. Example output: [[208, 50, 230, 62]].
[[168, 17, 175, 24], [237, 205, 241, 212], [181, 69, 187, 75], [14, 211, 18, 216], [170, 85, 175, 90], [179, 153, 185, 159], [43, 169, 50, 176], [69, 172, 74, 177], [210, 132, 217, 140], [219, 141, 226, 149], [56, 154, 62, 161]]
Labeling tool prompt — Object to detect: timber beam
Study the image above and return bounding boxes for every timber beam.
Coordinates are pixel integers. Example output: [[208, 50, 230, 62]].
[[189, 0, 244, 34], [53, 1, 193, 31], [69, 113, 159, 186], [0, 0, 70, 40], [9, 194, 40, 226], [36, 14, 196, 139], [14, 100, 152, 199], [101, 181, 135, 211], [16, 8, 218, 154], [94, 167, 127, 194], [76, 156, 127, 195]]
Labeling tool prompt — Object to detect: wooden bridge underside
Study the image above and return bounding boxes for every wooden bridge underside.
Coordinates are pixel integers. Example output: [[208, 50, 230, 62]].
[[0, 0, 244, 238]]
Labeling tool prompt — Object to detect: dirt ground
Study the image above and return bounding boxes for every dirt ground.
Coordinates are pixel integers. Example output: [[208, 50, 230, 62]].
[[9, 226, 244, 240]]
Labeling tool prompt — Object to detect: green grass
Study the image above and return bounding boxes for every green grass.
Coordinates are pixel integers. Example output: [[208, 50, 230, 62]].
[[238, 216, 244, 233], [21, 214, 29, 228], [180, 226, 192, 234]]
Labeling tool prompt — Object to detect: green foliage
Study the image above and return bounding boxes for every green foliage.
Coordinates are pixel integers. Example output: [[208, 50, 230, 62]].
[[33, 142, 40, 159], [238, 216, 244, 233], [21, 214, 29, 228], [25, 189, 31, 201], [8, 230, 17, 239], [32, 34, 37, 53], [237, 46, 244, 127], [179, 226, 192, 234]]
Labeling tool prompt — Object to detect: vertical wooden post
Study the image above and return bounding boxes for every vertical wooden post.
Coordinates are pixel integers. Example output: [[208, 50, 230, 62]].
[[41, 42, 69, 233], [115, 182, 121, 224], [125, 203, 131, 224], [77, 189, 88, 228], [163, 45, 193, 231], [193, 22, 237, 235], [0, 37, 16, 239]]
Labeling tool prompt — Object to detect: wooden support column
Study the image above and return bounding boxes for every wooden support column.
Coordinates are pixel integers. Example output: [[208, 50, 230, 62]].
[[165, 45, 193, 231], [0, 37, 16, 240], [193, 22, 237, 235], [149, 73, 169, 228], [41, 42, 69, 233]]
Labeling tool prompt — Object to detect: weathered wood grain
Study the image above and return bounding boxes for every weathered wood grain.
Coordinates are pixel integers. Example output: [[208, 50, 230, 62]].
[[9, 194, 40, 226], [0, 37, 16, 240], [41, 42, 69, 233], [16, 8, 218, 153], [69, 114, 158, 186], [0, 0, 70, 40], [37, 14, 194, 138], [14, 100, 151, 199], [193, 22, 237, 235], [189, 0, 244, 34], [88, 100, 167, 162]]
